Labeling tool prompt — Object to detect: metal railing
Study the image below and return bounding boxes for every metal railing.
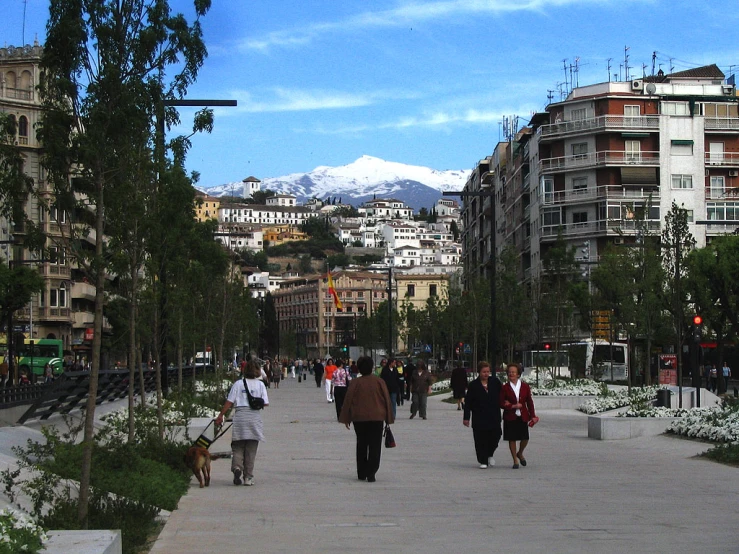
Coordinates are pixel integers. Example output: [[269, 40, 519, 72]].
[[538, 115, 660, 138], [704, 117, 739, 131], [540, 219, 660, 238], [540, 151, 660, 173], [542, 184, 660, 205], [704, 152, 739, 166]]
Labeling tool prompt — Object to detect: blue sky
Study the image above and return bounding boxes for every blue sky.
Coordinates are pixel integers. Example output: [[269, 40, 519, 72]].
[[4, 0, 739, 188]]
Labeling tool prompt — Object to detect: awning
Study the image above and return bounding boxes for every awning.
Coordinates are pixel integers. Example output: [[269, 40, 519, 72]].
[[671, 139, 694, 145], [621, 132, 650, 138], [621, 166, 658, 185]]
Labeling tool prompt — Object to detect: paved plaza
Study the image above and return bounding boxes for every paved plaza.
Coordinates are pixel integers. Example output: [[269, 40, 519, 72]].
[[144, 377, 737, 554]]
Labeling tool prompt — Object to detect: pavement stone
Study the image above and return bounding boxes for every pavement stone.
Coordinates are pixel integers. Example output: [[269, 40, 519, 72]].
[[147, 377, 738, 554]]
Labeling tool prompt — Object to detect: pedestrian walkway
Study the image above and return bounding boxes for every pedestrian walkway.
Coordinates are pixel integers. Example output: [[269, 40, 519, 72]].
[[150, 377, 737, 554]]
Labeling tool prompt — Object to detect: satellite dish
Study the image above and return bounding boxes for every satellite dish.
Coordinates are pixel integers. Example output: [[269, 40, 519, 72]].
[[646, 83, 657, 95]]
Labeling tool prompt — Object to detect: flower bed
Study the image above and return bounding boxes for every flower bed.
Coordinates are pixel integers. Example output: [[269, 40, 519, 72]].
[[666, 404, 739, 443], [529, 379, 605, 397], [616, 406, 694, 418], [0, 508, 47, 554], [578, 385, 665, 415]]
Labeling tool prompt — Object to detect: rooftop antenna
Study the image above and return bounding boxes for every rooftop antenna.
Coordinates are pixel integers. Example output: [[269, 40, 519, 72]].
[[624, 46, 630, 82], [562, 59, 569, 96], [642, 63, 648, 78], [651, 51, 656, 76], [569, 63, 574, 92], [547, 89, 555, 105], [574, 57, 581, 88], [669, 57, 675, 73], [607, 58, 613, 82], [22, 0, 28, 45]]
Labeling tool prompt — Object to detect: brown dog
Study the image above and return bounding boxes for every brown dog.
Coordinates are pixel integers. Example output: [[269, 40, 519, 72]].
[[184, 446, 211, 488]]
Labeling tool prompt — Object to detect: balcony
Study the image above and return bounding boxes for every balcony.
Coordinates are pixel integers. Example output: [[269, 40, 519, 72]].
[[704, 222, 739, 234], [540, 219, 660, 239], [704, 152, 739, 166], [538, 115, 660, 139], [542, 184, 660, 206], [73, 311, 94, 328], [704, 118, 739, 131], [540, 151, 660, 174], [38, 307, 71, 320], [72, 281, 96, 302]]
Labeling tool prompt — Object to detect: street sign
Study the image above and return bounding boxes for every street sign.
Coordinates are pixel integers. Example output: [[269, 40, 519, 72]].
[[424, 344, 432, 353], [464, 344, 471, 354]]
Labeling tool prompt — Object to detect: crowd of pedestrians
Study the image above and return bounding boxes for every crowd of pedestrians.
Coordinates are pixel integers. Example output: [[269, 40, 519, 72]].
[[215, 354, 542, 486]]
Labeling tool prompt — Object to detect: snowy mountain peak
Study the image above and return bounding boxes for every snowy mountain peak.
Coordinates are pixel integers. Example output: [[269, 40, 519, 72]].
[[199, 156, 471, 210]]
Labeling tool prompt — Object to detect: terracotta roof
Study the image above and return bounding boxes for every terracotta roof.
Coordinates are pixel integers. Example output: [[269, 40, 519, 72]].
[[668, 64, 724, 79]]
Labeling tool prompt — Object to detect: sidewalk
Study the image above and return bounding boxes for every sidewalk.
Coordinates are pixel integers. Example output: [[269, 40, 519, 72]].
[[150, 377, 738, 554]]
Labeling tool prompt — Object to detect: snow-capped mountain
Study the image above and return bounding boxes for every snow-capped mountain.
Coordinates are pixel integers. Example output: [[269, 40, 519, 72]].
[[198, 155, 471, 211]]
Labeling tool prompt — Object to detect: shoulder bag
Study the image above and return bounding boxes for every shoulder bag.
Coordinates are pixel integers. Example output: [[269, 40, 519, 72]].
[[384, 424, 396, 448], [243, 378, 265, 410]]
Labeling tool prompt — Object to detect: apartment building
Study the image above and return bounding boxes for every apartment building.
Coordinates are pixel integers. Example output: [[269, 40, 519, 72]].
[[358, 198, 414, 222], [463, 64, 739, 286], [194, 191, 220, 222], [220, 202, 313, 226], [272, 270, 392, 358], [0, 43, 110, 357]]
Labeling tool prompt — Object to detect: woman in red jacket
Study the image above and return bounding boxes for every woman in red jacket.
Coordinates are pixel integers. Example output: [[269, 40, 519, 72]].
[[500, 363, 539, 469]]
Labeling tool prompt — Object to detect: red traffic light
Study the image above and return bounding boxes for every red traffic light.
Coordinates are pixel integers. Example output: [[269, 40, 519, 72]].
[[693, 315, 703, 325], [544, 343, 551, 350]]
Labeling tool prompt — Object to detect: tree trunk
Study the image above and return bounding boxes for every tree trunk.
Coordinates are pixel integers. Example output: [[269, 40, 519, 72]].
[[77, 179, 105, 527], [127, 261, 139, 443]]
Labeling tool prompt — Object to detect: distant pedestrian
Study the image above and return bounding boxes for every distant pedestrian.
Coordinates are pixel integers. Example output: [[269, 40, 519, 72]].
[[0, 360, 8, 387], [409, 361, 433, 420], [339, 356, 394, 482], [215, 360, 269, 487], [500, 363, 538, 469], [323, 358, 338, 402], [380, 359, 400, 419], [463, 361, 502, 468], [722, 361, 731, 391], [396, 363, 405, 406], [332, 360, 352, 420], [709, 364, 718, 392], [44, 364, 54, 384], [450, 364, 468, 411], [313, 358, 324, 388]]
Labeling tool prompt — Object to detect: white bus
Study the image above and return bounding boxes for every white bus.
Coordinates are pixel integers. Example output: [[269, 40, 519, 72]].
[[565, 339, 628, 381]]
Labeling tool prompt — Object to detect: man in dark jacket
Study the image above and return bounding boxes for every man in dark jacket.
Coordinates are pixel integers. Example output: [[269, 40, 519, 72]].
[[313, 359, 324, 388], [463, 361, 502, 468]]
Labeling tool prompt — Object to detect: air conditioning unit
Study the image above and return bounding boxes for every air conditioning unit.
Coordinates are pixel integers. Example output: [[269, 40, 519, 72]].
[[614, 237, 625, 245], [631, 79, 644, 91], [729, 170, 739, 177], [722, 85, 734, 95]]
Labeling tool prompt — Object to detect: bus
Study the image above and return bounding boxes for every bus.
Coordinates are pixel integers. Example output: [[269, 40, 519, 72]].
[[0, 338, 65, 378], [565, 339, 629, 381]]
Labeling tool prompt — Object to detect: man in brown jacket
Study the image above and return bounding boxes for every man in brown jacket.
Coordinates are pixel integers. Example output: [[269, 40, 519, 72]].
[[339, 356, 394, 482], [409, 361, 433, 419]]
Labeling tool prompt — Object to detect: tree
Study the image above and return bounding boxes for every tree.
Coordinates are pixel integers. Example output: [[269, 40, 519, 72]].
[[496, 247, 530, 364], [687, 235, 739, 394], [249, 189, 276, 204], [298, 254, 313, 274], [661, 202, 695, 405], [38, 0, 211, 526]]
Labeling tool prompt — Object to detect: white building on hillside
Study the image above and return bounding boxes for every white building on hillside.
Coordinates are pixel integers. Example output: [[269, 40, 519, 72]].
[[220, 203, 313, 226]]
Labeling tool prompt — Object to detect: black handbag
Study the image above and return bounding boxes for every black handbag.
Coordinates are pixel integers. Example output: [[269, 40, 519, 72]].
[[384, 424, 396, 448], [243, 378, 265, 410]]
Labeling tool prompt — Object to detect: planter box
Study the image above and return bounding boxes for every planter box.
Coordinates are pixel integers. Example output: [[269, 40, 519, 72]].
[[45, 530, 122, 554], [533, 395, 598, 410], [588, 414, 681, 440]]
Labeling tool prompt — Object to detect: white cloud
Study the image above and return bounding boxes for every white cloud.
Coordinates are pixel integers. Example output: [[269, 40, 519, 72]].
[[242, 0, 642, 52]]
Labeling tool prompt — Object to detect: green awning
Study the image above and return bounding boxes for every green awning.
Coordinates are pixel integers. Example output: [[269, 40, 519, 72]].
[[621, 132, 650, 138], [671, 139, 694, 145]]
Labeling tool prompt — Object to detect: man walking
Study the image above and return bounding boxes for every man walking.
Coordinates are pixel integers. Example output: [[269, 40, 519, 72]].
[[409, 361, 433, 420], [313, 358, 324, 388]]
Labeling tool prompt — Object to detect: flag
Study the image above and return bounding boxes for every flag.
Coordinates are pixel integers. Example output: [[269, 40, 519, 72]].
[[327, 269, 343, 309]]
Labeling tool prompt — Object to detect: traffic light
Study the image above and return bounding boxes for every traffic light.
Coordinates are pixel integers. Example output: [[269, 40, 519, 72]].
[[544, 343, 551, 351], [692, 315, 702, 343], [342, 344, 348, 353]]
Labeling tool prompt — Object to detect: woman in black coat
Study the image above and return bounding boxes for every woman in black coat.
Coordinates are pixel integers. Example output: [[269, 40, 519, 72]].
[[380, 359, 400, 420], [462, 361, 502, 468]]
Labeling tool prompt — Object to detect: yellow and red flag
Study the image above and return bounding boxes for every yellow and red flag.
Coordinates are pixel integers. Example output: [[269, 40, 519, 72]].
[[327, 269, 343, 309]]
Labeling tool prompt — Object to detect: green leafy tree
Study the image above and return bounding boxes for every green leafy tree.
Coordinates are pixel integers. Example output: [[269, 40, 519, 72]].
[[687, 235, 739, 393], [661, 202, 695, 404], [496, 247, 530, 364], [298, 254, 313, 274], [249, 189, 276, 204], [38, 0, 211, 526], [327, 253, 350, 268]]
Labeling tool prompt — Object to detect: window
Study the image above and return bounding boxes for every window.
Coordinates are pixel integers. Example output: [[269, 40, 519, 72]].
[[570, 108, 587, 120], [17, 116, 28, 144], [50, 284, 67, 308], [406, 284, 415, 297], [571, 142, 588, 159], [541, 177, 554, 204], [541, 209, 561, 226], [624, 105, 641, 117], [572, 177, 588, 193], [429, 284, 437, 297], [710, 176, 725, 199], [671, 174, 693, 189], [49, 203, 67, 224], [573, 212, 588, 224], [706, 203, 738, 221], [671, 140, 693, 156], [686, 210, 694, 223], [662, 101, 691, 116], [625, 140, 641, 162]]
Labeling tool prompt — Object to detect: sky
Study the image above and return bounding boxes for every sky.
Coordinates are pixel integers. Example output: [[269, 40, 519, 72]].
[[3, 0, 739, 189]]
